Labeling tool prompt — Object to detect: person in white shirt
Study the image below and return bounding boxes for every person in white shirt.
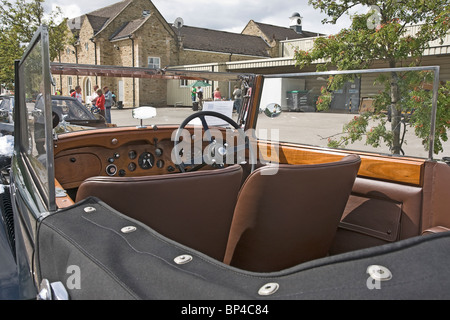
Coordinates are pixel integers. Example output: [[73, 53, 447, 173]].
[[71, 86, 84, 104], [90, 85, 99, 106]]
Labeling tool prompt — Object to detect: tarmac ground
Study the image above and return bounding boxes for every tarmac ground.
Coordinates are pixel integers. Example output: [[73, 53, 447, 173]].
[[110, 106, 450, 160]]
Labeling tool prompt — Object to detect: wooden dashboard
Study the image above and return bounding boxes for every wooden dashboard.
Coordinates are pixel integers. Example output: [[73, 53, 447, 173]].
[[54, 125, 427, 191], [54, 126, 180, 189]]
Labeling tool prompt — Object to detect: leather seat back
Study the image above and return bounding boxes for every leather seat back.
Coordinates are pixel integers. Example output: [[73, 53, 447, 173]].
[[223, 155, 361, 272], [76, 165, 243, 261]]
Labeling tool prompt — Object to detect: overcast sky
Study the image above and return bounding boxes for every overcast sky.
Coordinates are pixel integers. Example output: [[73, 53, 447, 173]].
[[39, 0, 367, 35]]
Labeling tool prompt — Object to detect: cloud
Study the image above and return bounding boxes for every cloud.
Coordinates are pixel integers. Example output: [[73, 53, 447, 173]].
[[37, 0, 358, 35]]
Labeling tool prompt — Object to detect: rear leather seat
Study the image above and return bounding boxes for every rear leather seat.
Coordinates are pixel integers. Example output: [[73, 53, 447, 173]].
[[75, 164, 243, 261]]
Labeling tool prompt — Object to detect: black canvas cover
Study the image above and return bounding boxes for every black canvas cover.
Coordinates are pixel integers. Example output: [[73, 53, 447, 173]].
[[37, 197, 450, 300]]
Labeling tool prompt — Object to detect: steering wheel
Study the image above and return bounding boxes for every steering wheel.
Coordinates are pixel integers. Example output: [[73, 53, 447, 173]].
[[173, 111, 252, 172]]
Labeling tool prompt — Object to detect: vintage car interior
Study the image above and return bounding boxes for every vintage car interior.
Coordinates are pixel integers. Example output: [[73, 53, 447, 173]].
[[5, 26, 450, 300]]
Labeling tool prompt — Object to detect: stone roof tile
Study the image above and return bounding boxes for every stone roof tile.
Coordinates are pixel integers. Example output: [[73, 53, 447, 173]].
[[252, 21, 324, 40], [174, 25, 271, 57]]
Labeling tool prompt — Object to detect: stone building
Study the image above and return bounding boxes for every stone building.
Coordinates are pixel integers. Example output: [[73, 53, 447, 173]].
[[55, 0, 321, 107]]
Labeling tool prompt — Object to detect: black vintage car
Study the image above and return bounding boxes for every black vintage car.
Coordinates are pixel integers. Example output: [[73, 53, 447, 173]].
[[0, 93, 106, 138], [35, 95, 107, 130], [1, 26, 450, 303]]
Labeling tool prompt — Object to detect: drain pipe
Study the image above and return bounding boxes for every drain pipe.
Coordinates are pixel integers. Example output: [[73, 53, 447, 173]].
[[130, 35, 136, 108], [90, 38, 98, 84]]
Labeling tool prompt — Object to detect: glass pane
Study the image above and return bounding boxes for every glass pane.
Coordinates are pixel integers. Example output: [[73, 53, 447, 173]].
[[18, 33, 52, 204], [256, 68, 442, 159]]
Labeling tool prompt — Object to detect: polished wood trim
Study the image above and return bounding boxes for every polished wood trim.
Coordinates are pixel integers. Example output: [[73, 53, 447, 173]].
[[54, 125, 425, 187], [257, 141, 425, 186], [244, 75, 264, 131], [54, 125, 176, 154], [55, 179, 74, 208]]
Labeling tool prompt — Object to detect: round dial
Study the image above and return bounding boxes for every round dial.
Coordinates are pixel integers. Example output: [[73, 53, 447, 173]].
[[128, 162, 137, 172], [128, 150, 137, 160], [138, 152, 154, 169]]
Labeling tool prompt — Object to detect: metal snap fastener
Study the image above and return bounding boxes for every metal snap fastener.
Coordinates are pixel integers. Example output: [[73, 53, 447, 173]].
[[367, 265, 392, 281], [83, 206, 96, 213], [121, 226, 137, 233], [174, 254, 193, 265], [258, 282, 279, 296]]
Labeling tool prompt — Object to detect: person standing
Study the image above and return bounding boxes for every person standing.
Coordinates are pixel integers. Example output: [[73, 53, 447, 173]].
[[90, 85, 99, 106], [191, 86, 197, 102], [232, 85, 242, 113], [103, 86, 112, 124], [214, 87, 222, 101], [95, 88, 106, 119], [71, 85, 84, 104], [197, 86, 203, 109]]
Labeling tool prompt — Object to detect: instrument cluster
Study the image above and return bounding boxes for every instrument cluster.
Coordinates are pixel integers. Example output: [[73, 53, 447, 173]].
[[104, 140, 177, 177]]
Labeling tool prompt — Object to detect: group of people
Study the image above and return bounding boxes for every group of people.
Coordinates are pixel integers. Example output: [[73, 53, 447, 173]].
[[57, 85, 114, 124], [191, 85, 243, 113], [88, 85, 114, 124]]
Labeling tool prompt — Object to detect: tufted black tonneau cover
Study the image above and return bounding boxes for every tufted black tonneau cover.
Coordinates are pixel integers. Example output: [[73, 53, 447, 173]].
[[37, 197, 450, 300]]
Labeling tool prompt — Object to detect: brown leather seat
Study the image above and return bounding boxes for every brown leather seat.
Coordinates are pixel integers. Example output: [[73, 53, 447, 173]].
[[75, 164, 243, 261], [223, 155, 361, 272]]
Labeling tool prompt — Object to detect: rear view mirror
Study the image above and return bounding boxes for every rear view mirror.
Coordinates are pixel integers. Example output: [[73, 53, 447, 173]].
[[263, 103, 282, 118]]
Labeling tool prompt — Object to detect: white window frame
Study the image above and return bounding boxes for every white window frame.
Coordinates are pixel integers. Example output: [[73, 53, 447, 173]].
[[148, 57, 160, 69], [68, 76, 73, 92]]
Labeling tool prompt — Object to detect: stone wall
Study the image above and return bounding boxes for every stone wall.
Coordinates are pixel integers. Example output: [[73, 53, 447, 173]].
[[54, 0, 269, 107]]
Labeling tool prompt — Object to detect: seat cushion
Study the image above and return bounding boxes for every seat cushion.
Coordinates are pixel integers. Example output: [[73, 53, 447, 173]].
[[76, 165, 243, 261], [224, 155, 361, 272]]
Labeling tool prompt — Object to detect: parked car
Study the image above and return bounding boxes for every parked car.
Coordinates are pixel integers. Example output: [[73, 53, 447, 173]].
[[0, 95, 14, 122], [0, 94, 107, 137], [35, 95, 107, 130], [0, 96, 14, 135], [2, 26, 450, 302]]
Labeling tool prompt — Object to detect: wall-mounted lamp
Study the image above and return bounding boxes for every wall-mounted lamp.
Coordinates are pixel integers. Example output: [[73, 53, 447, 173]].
[[114, 45, 120, 50]]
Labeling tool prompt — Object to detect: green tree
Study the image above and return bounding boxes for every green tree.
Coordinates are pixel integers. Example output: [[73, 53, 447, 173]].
[[0, 0, 69, 89], [295, 0, 450, 155]]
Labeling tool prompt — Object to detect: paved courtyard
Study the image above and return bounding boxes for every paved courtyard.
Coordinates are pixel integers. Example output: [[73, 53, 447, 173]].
[[110, 107, 450, 160]]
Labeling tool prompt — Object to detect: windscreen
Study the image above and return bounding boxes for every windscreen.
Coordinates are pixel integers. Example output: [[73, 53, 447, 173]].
[[256, 67, 444, 160], [50, 63, 252, 129], [17, 26, 56, 212]]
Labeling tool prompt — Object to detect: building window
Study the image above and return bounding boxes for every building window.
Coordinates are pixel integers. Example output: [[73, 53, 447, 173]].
[[68, 77, 73, 92], [148, 57, 160, 69], [85, 78, 92, 98], [85, 43, 89, 51]]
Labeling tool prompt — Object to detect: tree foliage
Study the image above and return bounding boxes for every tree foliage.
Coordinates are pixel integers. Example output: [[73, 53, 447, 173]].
[[0, 0, 69, 89], [295, 0, 450, 155]]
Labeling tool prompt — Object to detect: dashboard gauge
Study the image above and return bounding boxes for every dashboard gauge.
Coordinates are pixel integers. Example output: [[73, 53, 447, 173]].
[[128, 150, 137, 160], [128, 162, 137, 172], [138, 152, 154, 169]]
